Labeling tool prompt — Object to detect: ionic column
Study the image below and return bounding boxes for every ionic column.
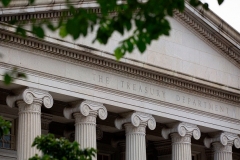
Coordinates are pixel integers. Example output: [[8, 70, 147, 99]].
[[64, 100, 108, 160], [6, 88, 53, 160], [204, 132, 240, 160], [115, 111, 156, 160], [161, 122, 201, 160]]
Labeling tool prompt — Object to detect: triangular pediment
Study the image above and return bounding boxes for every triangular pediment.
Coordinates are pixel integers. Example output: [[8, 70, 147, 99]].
[[67, 16, 240, 89], [0, 2, 239, 90], [123, 18, 240, 89]]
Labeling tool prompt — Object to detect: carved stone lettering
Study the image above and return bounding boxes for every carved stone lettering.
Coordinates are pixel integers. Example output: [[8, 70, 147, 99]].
[[92, 71, 239, 119]]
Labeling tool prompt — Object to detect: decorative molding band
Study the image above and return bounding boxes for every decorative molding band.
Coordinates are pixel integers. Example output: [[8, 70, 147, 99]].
[[0, 7, 101, 23], [161, 122, 201, 140], [63, 100, 107, 120], [204, 132, 240, 149], [6, 87, 53, 108], [0, 31, 240, 106], [115, 111, 156, 130]]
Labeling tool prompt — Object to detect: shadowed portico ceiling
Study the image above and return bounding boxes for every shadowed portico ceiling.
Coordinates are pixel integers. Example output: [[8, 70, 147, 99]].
[[0, 1, 240, 105]]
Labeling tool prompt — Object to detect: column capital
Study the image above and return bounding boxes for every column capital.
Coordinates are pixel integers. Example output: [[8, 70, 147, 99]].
[[114, 111, 156, 130], [161, 122, 201, 140], [63, 100, 108, 120], [6, 87, 53, 108], [204, 132, 240, 149]]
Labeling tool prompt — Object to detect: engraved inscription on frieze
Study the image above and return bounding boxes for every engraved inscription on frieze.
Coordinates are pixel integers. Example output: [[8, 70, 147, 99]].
[[92, 71, 239, 119]]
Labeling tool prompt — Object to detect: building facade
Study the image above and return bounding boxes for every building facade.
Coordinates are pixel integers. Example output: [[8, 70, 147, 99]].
[[0, 1, 240, 160]]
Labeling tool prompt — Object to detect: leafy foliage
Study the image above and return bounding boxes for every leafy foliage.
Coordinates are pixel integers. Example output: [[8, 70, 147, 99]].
[[0, 116, 11, 137], [1, 0, 224, 60], [3, 68, 27, 85], [29, 134, 96, 160]]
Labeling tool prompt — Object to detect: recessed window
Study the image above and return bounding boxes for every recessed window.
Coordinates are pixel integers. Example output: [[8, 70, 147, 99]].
[[97, 153, 111, 160], [0, 118, 15, 150]]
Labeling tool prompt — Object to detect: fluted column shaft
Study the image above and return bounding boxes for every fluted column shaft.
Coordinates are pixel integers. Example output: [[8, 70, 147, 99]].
[[125, 123, 146, 160], [212, 142, 232, 160], [204, 132, 240, 160], [161, 122, 201, 160], [171, 133, 192, 160], [17, 101, 42, 160], [6, 88, 53, 160], [114, 112, 156, 160], [64, 100, 108, 160], [74, 112, 97, 150]]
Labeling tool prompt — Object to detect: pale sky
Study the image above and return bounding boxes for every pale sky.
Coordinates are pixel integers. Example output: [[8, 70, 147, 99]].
[[201, 0, 240, 32]]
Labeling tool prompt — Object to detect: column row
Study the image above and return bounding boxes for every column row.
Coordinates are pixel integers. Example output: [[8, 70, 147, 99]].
[[6, 87, 240, 160]]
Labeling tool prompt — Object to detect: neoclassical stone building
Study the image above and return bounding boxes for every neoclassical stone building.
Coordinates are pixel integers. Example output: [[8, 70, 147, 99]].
[[0, 1, 240, 160]]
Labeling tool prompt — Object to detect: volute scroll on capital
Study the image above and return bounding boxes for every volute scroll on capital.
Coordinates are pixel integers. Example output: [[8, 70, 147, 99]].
[[114, 111, 156, 130], [63, 100, 108, 120], [204, 132, 240, 149], [6, 88, 53, 108], [161, 122, 201, 140]]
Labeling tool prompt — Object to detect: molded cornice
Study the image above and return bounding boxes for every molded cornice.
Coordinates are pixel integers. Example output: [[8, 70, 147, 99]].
[[174, 4, 240, 69], [0, 28, 240, 105]]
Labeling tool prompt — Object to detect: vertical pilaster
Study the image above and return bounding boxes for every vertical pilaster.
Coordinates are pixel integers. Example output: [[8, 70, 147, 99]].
[[6, 88, 53, 160], [161, 122, 201, 160], [64, 100, 108, 160], [204, 132, 240, 160], [115, 111, 156, 160]]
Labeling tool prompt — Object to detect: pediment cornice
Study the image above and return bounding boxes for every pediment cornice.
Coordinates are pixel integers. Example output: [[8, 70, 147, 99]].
[[0, 27, 240, 105], [174, 3, 240, 69]]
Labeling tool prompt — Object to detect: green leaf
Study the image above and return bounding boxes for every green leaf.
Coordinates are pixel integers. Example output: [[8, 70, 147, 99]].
[[59, 25, 68, 38], [2, 0, 11, 7], [114, 47, 124, 60], [29, 0, 35, 4], [17, 73, 27, 79], [202, 3, 209, 10], [16, 27, 26, 37], [0, 117, 11, 137], [3, 73, 12, 85], [218, 0, 224, 5], [136, 40, 146, 53], [32, 25, 45, 38]]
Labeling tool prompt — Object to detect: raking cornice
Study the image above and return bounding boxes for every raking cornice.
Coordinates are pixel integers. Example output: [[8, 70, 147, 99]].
[[174, 4, 240, 70], [0, 28, 240, 105]]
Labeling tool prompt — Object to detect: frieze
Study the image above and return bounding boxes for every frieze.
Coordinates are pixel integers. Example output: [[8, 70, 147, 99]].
[[92, 71, 240, 120]]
